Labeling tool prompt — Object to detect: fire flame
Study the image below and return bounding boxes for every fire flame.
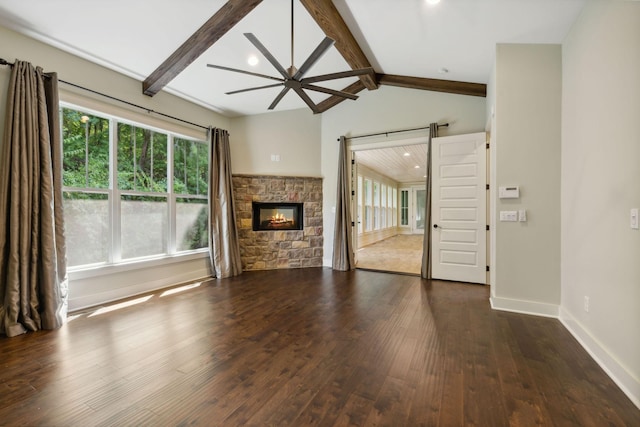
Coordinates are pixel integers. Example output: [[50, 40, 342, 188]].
[[270, 213, 289, 223]]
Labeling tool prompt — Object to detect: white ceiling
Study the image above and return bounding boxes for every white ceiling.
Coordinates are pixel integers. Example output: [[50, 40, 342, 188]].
[[0, 0, 585, 183], [0, 0, 586, 118], [356, 143, 430, 183]]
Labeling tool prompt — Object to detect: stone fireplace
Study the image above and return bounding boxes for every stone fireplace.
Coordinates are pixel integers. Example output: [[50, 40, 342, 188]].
[[232, 175, 323, 271]]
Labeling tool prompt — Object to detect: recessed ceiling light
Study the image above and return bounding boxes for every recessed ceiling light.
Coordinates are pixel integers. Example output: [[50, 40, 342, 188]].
[[247, 55, 259, 66], [426, 0, 441, 5], [403, 152, 410, 157], [414, 165, 420, 169]]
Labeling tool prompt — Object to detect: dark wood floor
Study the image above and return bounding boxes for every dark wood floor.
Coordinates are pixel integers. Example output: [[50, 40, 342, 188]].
[[1, 268, 638, 426]]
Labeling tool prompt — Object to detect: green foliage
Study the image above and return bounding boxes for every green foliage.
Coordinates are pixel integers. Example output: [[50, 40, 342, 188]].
[[181, 206, 209, 250], [60, 106, 211, 263], [174, 138, 208, 196], [62, 108, 109, 188]]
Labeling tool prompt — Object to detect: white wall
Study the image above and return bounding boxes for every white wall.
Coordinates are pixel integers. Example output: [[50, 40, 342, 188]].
[[320, 85, 487, 266], [491, 44, 562, 316], [560, 1, 640, 407], [0, 25, 230, 311], [229, 108, 321, 177]]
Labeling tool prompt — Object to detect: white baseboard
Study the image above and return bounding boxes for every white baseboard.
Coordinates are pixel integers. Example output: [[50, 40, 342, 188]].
[[68, 254, 212, 312], [490, 296, 559, 318], [69, 272, 211, 313], [560, 307, 640, 410]]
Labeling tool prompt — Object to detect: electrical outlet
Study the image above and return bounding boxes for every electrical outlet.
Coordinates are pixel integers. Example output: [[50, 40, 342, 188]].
[[631, 208, 638, 229], [583, 296, 589, 313]]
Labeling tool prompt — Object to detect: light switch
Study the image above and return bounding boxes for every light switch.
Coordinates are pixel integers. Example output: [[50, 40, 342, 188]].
[[518, 209, 527, 222], [499, 211, 518, 222], [631, 208, 639, 230]]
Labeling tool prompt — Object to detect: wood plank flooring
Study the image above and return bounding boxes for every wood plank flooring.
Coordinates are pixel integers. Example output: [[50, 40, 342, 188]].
[[1, 268, 638, 426]]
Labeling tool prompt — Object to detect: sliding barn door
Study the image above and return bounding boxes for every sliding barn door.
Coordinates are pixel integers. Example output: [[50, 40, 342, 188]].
[[431, 132, 486, 284]]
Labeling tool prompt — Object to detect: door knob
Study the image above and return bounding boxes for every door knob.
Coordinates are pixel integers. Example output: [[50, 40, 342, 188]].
[[433, 224, 439, 228]]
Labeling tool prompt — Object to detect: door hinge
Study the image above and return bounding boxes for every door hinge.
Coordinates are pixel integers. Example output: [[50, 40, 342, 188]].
[[486, 184, 490, 190], [486, 265, 490, 272], [351, 221, 355, 227], [486, 225, 490, 231], [486, 143, 490, 149], [351, 159, 355, 165], [351, 190, 355, 196]]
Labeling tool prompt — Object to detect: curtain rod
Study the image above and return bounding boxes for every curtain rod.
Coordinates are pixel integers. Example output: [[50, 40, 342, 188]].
[[1, 58, 210, 131], [338, 123, 449, 142]]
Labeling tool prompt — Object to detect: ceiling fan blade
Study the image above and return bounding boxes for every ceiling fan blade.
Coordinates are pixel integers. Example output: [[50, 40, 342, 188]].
[[244, 33, 290, 79], [292, 87, 320, 114], [301, 84, 359, 100], [268, 87, 291, 110], [207, 64, 283, 82], [226, 83, 284, 95], [301, 68, 375, 84], [293, 37, 335, 80]]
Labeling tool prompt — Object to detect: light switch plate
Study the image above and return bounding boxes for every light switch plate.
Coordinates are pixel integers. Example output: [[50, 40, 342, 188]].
[[631, 208, 639, 229], [518, 209, 527, 222], [500, 211, 518, 222]]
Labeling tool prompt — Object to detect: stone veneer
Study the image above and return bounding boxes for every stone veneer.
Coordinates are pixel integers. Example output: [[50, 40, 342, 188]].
[[232, 175, 323, 271]]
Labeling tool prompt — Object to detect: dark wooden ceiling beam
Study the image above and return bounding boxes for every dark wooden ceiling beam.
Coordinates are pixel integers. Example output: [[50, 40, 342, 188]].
[[143, 0, 263, 97], [378, 74, 487, 97], [316, 80, 367, 113], [299, 0, 378, 91]]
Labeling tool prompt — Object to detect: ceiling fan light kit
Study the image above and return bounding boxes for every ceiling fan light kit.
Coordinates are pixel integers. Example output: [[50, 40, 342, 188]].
[[207, 0, 373, 113]]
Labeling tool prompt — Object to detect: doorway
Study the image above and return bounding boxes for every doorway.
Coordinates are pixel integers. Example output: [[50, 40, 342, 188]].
[[347, 131, 488, 282], [351, 139, 428, 275]]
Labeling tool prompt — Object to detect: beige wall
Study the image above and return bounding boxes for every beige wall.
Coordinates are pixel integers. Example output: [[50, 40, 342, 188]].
[[229, 108, 321, 177], [0, 25, 229, 311], [561, 0, 640, 406], [491, 44, 562, 316], [320, 85, 487, 266]]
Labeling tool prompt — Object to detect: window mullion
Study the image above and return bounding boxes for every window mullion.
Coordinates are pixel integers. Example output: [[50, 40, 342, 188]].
[[167, 134, 176, 254], [111, 118, 122, 263]]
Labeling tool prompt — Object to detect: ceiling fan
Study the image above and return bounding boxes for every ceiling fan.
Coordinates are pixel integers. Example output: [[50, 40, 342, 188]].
[[206, 0, 373, 113]]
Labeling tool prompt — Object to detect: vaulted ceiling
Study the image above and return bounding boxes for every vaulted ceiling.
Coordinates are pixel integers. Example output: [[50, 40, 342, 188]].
[[0, 0, 585, 117]]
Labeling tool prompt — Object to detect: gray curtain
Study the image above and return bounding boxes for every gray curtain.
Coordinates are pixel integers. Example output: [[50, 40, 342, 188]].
[[332, 136, 355, 271], [421, 123, 438, 279], [208, 128, 242, 278], [0, 60, 68, 337]]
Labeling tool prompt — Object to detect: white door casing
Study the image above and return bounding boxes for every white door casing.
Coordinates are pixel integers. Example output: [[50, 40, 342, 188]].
[[431, 132, 487, 284]]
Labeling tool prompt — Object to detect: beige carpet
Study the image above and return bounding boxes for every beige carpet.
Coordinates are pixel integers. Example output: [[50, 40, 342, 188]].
[[356, 234, 423, 275]]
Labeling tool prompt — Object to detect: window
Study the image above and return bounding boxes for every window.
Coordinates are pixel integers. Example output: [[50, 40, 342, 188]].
[[387, 186, 394, 227], [373, 181, 380, 230], [364, 178, 372, 231], [380, 184, 387, 229], [392, 188, 398, 226], [61, 105, 208, 268], [357, 175, 363, 234], [400, 189, 409, 226]]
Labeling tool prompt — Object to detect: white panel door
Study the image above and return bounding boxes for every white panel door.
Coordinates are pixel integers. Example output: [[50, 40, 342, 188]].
[[431, 132, 486, 284]]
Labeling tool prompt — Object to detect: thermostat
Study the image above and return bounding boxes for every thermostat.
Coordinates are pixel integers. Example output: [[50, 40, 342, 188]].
[[499, 186, 520, 199]]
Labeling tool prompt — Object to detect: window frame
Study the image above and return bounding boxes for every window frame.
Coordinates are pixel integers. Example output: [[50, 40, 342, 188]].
[[61, 102, 209, 272]]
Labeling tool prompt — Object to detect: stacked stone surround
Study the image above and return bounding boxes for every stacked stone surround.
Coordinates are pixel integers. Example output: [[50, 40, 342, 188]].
[[232, 175, 323, 271]]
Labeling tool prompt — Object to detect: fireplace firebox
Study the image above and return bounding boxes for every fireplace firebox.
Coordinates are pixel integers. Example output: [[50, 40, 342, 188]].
[[252, 202, 303, 231]]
